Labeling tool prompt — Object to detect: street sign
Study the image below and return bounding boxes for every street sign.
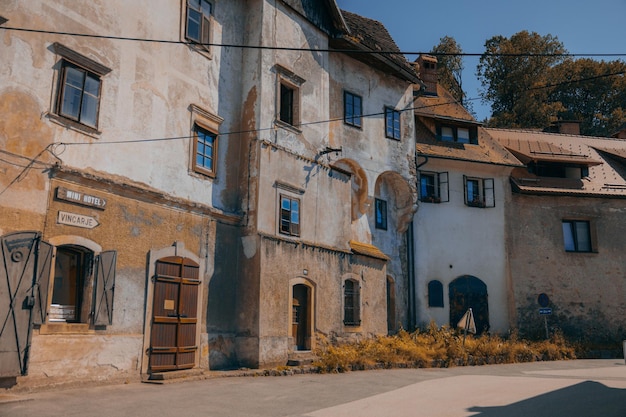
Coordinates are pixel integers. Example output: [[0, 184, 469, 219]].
[[57, 211, 100, 229], [539, 308, 552, 315], [538, 293, 550, 307]]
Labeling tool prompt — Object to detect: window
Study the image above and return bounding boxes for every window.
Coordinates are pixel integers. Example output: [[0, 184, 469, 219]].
[[280, 83, 295, 125], [275, 65, 304, 130], [385, 107, 401, 140], [186, 0, 211, 46], [419, 171, 449, 203], [428, 280, 444, 307], [280, 195, 300, 237], [51, 43, 111, 132], [375, 198, 387, 230], [437, 124, 478, 144], [344, 91, 362, 128], [463, 176, 495, 208], [49, 246, 116, 326], [192, 124, 217, 176], [562, 220, 592, 252], [58, 63, 101, 128], [343, 279, 361, 326], [529, 162, 588, 179]]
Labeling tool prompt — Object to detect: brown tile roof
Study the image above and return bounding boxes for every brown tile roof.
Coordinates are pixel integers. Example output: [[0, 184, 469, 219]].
[[487, 128, 626, 197], [414, 86, 521, 167], [349, 240, 390, 261], [331, 10, 419, 83]]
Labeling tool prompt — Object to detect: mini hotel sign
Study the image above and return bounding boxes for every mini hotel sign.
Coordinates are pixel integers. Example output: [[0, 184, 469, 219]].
[[56, 187, 106, 229]]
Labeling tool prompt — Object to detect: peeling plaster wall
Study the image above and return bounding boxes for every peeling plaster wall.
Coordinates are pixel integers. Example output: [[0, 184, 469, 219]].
[[506, 194, 626, 344], [413, 159, 513, 333]]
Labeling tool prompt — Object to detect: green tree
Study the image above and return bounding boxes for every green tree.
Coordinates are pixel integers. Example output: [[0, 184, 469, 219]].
[[430, 36, 473, 114], [477, 31, 567, 128], [548, 58, 626, 136]]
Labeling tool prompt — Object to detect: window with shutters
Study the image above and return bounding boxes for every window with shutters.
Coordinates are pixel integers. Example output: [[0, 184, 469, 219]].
[[50, 43, 111, 133], [419, 171, 449, 203], [280, 195, 300, 237], [48, 245, 116, 328], [463, 176, 495, 208], [185, 0, 212, 55], [343, 279, 361, 326], [275, 65, 304, 131]]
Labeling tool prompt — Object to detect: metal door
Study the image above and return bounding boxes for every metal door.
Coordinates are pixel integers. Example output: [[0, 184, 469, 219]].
[[149, 256, 200, 372], [0, 232, 52, 377]]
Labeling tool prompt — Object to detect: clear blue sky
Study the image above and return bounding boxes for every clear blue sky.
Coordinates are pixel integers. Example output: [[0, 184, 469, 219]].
[[336, 0, 626, 121]]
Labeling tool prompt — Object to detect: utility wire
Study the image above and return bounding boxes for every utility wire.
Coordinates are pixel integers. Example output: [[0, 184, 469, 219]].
[[1, 26, 626, 58]]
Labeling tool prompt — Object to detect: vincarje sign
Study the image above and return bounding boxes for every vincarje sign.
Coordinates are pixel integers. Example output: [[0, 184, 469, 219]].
[[57, 211, 100, 229]]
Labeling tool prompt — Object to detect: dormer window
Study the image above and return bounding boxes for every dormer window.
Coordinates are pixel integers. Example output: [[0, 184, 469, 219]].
[[437, 124, 478, 144], [528, 162, 589, 179]]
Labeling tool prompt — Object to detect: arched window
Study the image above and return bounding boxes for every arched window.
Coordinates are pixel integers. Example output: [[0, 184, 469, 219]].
[[428, 280, 444, 308], [343, 279, 361, 326]]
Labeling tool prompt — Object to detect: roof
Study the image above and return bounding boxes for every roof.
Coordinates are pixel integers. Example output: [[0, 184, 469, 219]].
[[487, 128, 626, 198], [349, 240, 389, 261], [414, 85, 521, 167], [330, 11, 420, 83]]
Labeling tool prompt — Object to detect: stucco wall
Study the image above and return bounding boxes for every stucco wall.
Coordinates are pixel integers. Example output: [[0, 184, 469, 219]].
[[506, 193, 626, 344], [413, 159, 513, 333]]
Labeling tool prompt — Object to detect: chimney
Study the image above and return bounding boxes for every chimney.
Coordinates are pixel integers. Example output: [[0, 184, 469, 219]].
[[415, 55, 438, 96], [544, 120, 581, 135]]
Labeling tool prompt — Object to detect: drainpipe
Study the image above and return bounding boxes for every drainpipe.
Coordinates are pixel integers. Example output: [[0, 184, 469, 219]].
[[408, 154, 428, 330]]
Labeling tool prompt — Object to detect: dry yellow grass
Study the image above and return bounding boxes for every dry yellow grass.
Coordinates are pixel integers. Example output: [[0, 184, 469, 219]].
[[313, 324, 576, 373]]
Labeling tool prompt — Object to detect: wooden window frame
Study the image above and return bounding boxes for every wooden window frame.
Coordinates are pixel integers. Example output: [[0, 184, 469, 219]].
[[343, 279, 361, 326], [192, 123, 218, 177], [419, 171, 449, 203], [50, 43, 111, 133], [185, 0, 212, 55], [344, 91, 363, 128], [375, 198, 388, 230], [275, 65, 304, 131], [385, 107, 401, 140], [279, 194, 301, 237], [189, 104, 223, 179], [463, 175, 495, 208]]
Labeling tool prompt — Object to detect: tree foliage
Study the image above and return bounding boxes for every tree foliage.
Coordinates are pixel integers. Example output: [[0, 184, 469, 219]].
[[477, 30, 626, 136], [431, 36, 473, 113]]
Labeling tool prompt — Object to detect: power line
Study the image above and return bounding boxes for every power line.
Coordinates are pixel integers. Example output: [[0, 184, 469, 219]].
[[2, 26, 626, 58]]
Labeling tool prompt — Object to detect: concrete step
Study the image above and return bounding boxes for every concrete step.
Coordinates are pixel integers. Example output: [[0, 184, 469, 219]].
[[143, 368, 205, 384], [287, 351, 317, 366]]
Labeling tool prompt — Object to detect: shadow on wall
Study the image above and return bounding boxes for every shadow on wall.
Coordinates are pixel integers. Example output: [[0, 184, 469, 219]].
[[468, 381, 626, 417]]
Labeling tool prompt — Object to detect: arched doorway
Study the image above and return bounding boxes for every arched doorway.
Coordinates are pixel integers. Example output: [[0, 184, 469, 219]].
[[149, 256, 200, 372], [291, 283, 311, 351], [449, 275, 489, 334]]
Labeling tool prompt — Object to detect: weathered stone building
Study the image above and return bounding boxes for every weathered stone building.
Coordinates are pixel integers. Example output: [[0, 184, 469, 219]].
[[488, 126, 626, 345], [0, 0, 421, 388]]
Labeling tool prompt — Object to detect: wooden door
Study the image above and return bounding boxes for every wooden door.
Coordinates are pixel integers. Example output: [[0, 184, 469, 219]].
[[149, 256, 200, 372], [292, 284, 309, 350], [449, 275, 490, 334]]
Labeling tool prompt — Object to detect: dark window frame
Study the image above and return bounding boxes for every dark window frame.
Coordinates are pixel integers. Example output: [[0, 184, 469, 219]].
[[343, 279, 361, 326], [419, 171, 449, 203], [428, 280, 444, 308], [436, 124, 478, 144], [56, 61, 102, 129], [344, 91, 363, 128], [279, 194, 301, 237], [385, 107, 401, 140], [185, 0, 212, 48], [463, 175, 495, 208], [562, 220, 593, 253], [192, 123, 218, 177], [375, 198, 388, 230]]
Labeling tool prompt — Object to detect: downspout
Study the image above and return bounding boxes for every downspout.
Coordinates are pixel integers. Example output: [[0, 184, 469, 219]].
[[408, 154, 428, 330]]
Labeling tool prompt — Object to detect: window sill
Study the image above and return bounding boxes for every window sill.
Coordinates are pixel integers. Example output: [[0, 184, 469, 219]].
[[185, 41, 213, 60], [192, 166, 216, 179], [38, 323, 95, 335], [420, 197, 442, 204], [275, 119, 302, 134], [46, 113, 101, 138]]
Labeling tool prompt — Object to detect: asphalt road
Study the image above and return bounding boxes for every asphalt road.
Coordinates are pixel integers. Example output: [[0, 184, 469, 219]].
[[1, 359, 625, 417]]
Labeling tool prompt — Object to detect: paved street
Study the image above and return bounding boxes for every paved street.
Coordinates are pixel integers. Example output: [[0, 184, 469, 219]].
[[1, 359, 625, 417]]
